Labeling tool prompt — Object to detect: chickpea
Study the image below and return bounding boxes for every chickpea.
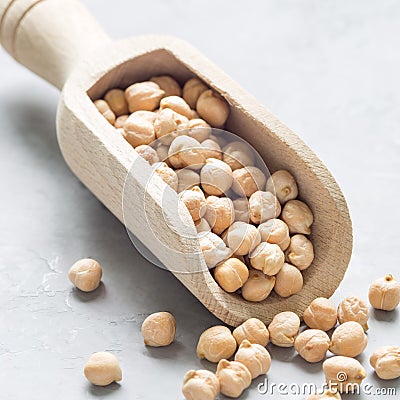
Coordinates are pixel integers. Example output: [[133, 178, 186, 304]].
[[216, 359, 252, 398], [232, 166, 267, 197], [196, 90, 229, 128], [281, 199, 314, 235], [214, 258, 249, 293], [196, 326, 237, 363], [249, 191, 281, 224], [234, 339, 271, 379], [210, 133, 229, 149], [189, 109, 200, 119], [303, 297, 337, 331], [104, 88, 129, 116], [224, 221, 261, 255], [133, 110, 158, 123], [268, 311, 300, 347], [135, 144, 160, 165], [183, 77, 208, 109], [94, 99, 116, 125], [265, 170, 298, 204], [329, 321, 368, 357], [176, 168, 200, 192], [306, 389, 342, 400], [285, 234, 314, 270], [241, 269, 276, 302], [323, 356, 366, 393], [68, 258, 102, 292], [222, 141, 255, 171], [204, 196, 235, 235], [155, 144, 170, 164], [182, 369, 220, 400], [123, 112, 155, 147], [154, 108, 189, 145], [369, 274, 400, 311], [150, 75, 182, 97], [195, 218, 211, 234], [180, 186, 206, 222], [249, 242, 284, 276], [187, 119, 212, 142], [84, 352, 122, 386], [201, 139, 222, 161], [370, 346, 400, 380], [274, 263, 303, 298], [125, 81, 165, 113], [337, 296, 369, 331], [168, 135, 206, 169], [152, 162, 179, 191], [160, 95, 192, 119], [258, 219, 290, 251], [199, 231, 231, 268], [114, 114, 129, 129], [294, 329, 330, 363], [200, 158, 233, 196], [141, 311, 176, 347], [232, 318, 270, 346], [233, 198, 250, 223]]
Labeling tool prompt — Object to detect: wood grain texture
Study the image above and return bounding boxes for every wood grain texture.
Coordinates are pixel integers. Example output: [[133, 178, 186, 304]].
[[0, 0, 353, 327]]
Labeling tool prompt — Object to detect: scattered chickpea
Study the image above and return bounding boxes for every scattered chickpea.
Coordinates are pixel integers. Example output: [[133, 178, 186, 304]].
[[234, 339, 271, 379], [258, 219, 290, 251], [201, 139, 222, 160], [187, 119, 211, 142], [306, 389, 342, 400], [160, 95, 192, 119], [249, 191, 281, 224], [114, 114, 129, 129], [214, 258, 249, 293], [141, 311, 176, 347], [168, 135, 206, 169], [152, 162, 179, 191], [154, 108, 189, 144], [233, 198, 250, 223], [232, 318, 269, 347], [123, 112, 156, 147], [294, 329, 330, 363], [135, 144, 160, 165], [183, 77, 208, 108], [241, 269, 276, 302], [84, 352, 122, 386], [216, 359, 252, 398], [94, 99, 116, 125], [176, 168, 200, 192], [329, 321, 368, 357], [182, 369, 220, 400], [125, 81, 165, 113], [222, 141, 255, 171], [104, 88, 129, 116], [200, 158, 233, 196], [196, 90, 229, 128], [274, 262, 303, 298], [204, 196, 235, 235], [281, 199, 313, 235], [370, 346, 400, 380], [369, 274, 400, 311], [195, 218, 211, 234], [224, 221, 261, 255], [265, 170, 298, 204], [285, 234, 314, 270], [337, 296, 369, 331], [303, 297, 337, 331], [180, 186, 206, 222], [232, 166, 267, 197], [196, 326, 237, 363], [199, 231, 231, 268], [150, 75, 182, 97], [268, 311, 300, 347], [249, 242, 284, 276], [68, 258, 102, 292], [323, 356, 366, 393]]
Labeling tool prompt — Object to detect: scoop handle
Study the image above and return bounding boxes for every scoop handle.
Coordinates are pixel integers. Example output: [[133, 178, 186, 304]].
[[0, 0, 110, 89]]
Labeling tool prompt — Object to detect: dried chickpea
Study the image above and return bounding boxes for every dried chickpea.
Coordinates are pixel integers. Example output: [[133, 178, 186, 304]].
[[150, 75, 182, 97], [183, 77, 208, 108], [152, 162, 179, 191], [197, 326, 237, 363], [195, 218, 211, 234], [187, 119, 211, 142], [249, 242, 284, 276], [222, 141, 255, 171], [323, 356, 366, 393], [232, 318, 270, 346], [123, 112, 156, 147], [285, 234, 314, 270], [216, 359, 252, 398], [232, 166, 267, 197], [265, 170, 298, 204], [249, 191, 281, 224], [176, 168, 200, 192], [114, 114, 129, 129], [104, 88, 129, 116], [125, 81, 165, 113], [135, 144, 160, 165], [294, 329, 330, 363], [274, 263, 303, 297], [369, 274, 400, 311], [160, 95, 192, 119], [370, 346, 400, 380], [214, 258, 249, 293], [182, 369, 220, 400], [268, 311, 300, 347], [199, 231, 231, 268], [197, 90, 229, 128], [224, 221, 261, 255], [94, 99, 116, 125], [201, 139, 222, 160], [337, 296, 369, 331], [233, 198, 250, 223], [329, 321, 368, 357], [168, 136, 206, 169], [180, 186, 206, 222], [155, 144, 170, 164], [281, 199, 313, 234], [200, 158, 233, 196], [204, 196, 235, 235], [303, 298, 337, 331], [154, 108, 189, 145], [234, 340, 271, 379], [258, 219, 290, 251], [68, 258, 102, 292], [241, 269, 276, 302], [189, 109, 200, 119], [306, 389, 342, 400], [84, 352, 122, 386], [141, 311, 176, 347]]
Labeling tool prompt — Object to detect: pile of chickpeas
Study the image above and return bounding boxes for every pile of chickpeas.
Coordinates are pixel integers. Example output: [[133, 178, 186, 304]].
[[94, 75, 315, 302]]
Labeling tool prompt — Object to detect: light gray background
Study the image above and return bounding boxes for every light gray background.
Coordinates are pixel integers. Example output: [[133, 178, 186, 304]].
[[0, 1, 399, 399]]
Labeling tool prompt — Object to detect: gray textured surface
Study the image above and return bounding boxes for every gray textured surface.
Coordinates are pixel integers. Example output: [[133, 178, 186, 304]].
[[0, 1, 399, 399]]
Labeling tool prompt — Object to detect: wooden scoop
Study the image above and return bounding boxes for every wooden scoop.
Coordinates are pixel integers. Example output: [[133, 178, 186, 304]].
[[0, 0, 352, 326]]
